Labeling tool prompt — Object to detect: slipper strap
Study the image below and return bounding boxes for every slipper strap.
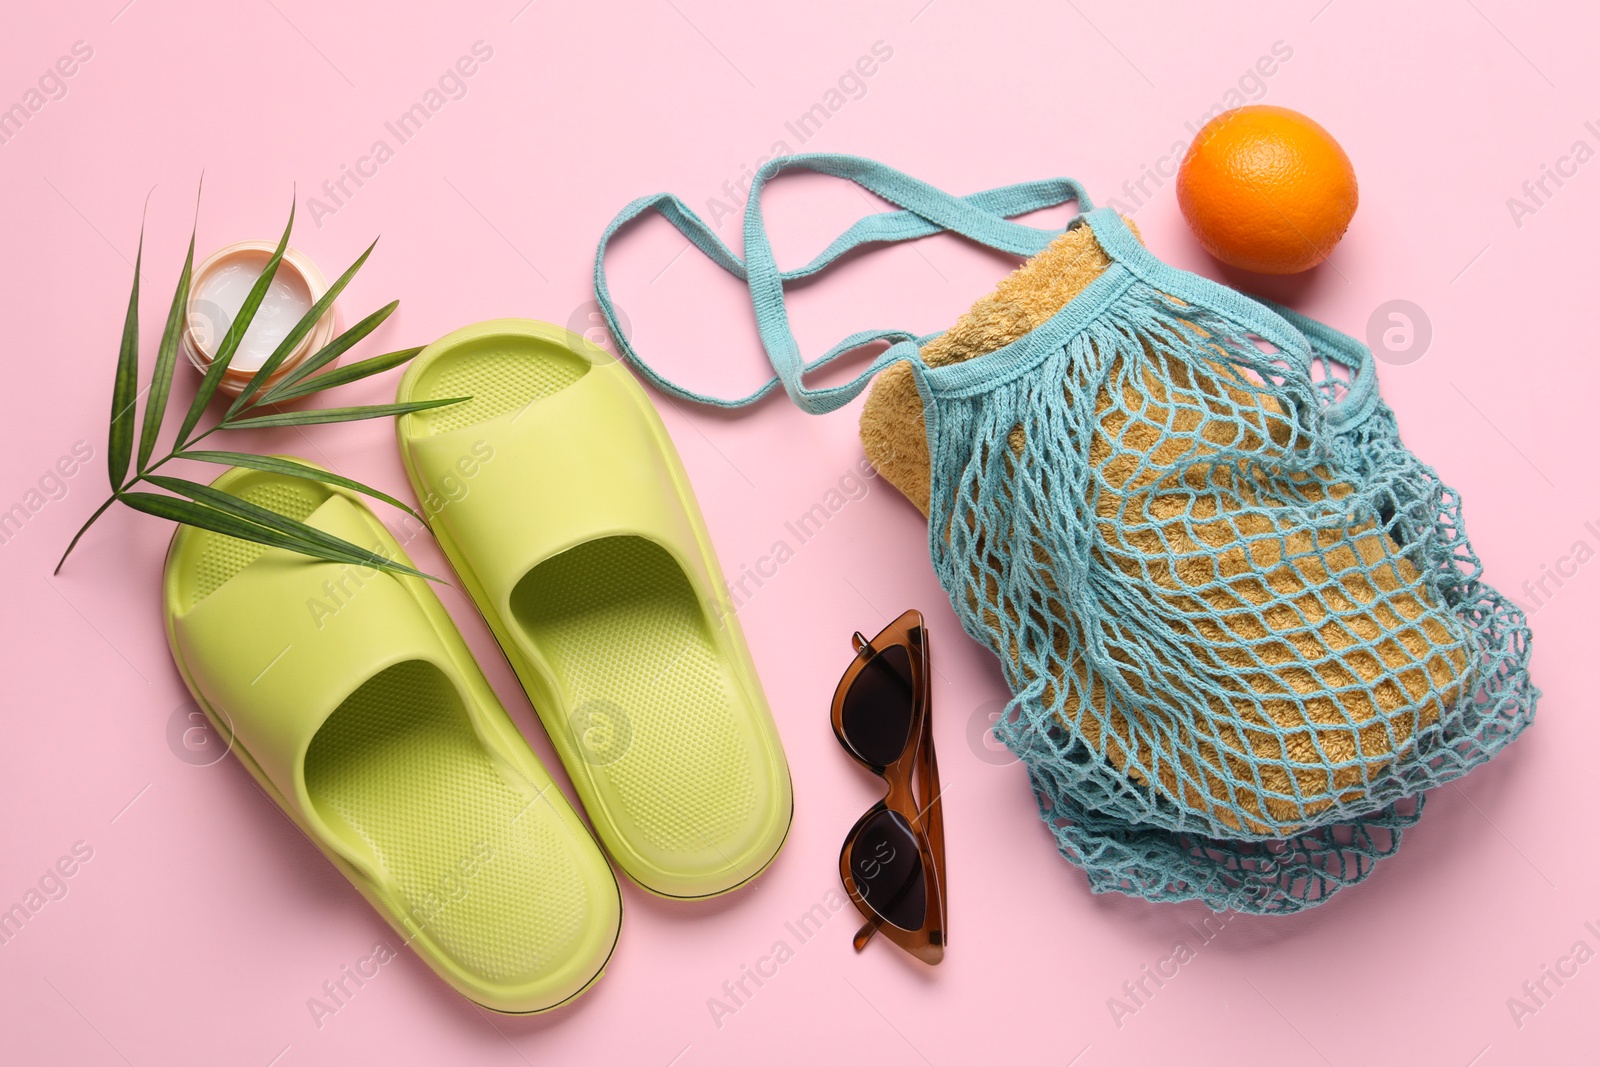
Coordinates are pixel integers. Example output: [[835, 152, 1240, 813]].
[[171, 494, 458, 817], [407, 361, 710, 618]]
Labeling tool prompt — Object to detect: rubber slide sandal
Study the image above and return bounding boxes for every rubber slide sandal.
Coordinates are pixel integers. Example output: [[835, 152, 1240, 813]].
[[162, 463, 622, 1014], [395, 319, 793, 899]]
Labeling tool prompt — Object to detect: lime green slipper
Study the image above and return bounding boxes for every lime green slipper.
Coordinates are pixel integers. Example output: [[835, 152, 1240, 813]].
[[395, 319, 793, 899], [162, 464, 622, 1014]]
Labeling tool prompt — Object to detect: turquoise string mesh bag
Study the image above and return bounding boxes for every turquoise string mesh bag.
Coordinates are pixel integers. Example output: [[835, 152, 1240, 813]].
[[594, 154, 1538, 913]]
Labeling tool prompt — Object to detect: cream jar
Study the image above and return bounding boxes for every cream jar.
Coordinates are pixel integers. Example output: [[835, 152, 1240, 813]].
[[182, 242, 340, 397]]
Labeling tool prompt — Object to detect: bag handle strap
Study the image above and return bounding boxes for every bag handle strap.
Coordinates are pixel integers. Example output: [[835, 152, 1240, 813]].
[[592, 153, 1092, 414]]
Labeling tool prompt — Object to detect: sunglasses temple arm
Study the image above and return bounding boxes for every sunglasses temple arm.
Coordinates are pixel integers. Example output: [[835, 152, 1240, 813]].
[[852, 913, 886, 952]]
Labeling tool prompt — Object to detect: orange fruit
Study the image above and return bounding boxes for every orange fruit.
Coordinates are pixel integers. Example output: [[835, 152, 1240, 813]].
[[1176, 105, 1358, 274]]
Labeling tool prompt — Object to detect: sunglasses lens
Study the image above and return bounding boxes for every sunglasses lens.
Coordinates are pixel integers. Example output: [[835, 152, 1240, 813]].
[[849, 809, 927, 931], [841, 642, 915, 766]]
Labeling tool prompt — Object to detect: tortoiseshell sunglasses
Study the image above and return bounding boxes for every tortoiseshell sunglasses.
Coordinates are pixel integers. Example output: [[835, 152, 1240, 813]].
[[831, 609, 946, 965]]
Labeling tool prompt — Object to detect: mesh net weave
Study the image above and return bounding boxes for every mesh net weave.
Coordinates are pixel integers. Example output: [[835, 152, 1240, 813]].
[[925, 275, 1538, 913]]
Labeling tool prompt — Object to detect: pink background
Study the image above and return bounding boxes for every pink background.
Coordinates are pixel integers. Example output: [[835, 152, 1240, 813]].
[[2, 1, 1596, 1064]]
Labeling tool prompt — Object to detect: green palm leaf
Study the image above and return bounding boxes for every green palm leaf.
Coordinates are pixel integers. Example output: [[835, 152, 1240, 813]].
[[176, 451, 423, 520], [138, 217, 196, 472], [264, 346, 425, 404], [223, 397, 464, 431], [59, 189, 429, 580], [107, 227, 144, 490], [259, 301, 399, 402], [119, 491, 423, 577], [143, 474, 435, 580]]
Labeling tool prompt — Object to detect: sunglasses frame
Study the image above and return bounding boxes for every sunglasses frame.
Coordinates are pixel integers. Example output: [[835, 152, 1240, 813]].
[[830, 609, 946, 965]]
